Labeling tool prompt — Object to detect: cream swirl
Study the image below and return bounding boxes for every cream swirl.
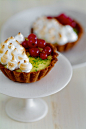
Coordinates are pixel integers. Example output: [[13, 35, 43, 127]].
[[7, 54, 18, 71], [15, 32, 25, 43], [17, 51, 29, 63], [0, 50, 11, 65], [0, 45, 5, 55], [19, 60, 32, 73]]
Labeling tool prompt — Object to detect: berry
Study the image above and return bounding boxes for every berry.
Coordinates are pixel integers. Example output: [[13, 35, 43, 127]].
[[43, 46, 52, 55], [57, 13, 67, 19], [37, 39, 46, 48], [29, 48, 40, 57], [57, 13, 76, 28], [27, 34, 38, 48], [57, 13, 67, 22], [28, 33, 37, 40], [22, 40, 28, 48], [40, 52, 48, 60], [71, 21, 76, 28], [47, 16, 53, 19], [27, 39, 37, 48], [47, 13, 76, 28]]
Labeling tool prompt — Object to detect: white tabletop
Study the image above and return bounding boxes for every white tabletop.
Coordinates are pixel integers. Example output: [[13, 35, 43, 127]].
[[0, 0, 86, 129]]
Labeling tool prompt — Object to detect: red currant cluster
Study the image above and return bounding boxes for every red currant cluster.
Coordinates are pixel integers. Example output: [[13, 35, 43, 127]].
[[47, 13, 76, 28], [22, 34, 52, 60]]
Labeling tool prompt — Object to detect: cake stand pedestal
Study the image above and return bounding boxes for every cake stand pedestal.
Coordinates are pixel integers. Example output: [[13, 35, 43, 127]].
[[6, 98, 48, 122], [0, 53, 72, 122]]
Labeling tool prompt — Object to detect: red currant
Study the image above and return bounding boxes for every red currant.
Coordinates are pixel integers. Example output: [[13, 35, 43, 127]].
[[57, 13, 67, 21], [29, 48, 40, 57], [71, 21, 76, 28], [40, 52, 48, 60], [28, 33, 37, 40], [43, 46, 52, 55], [22, 40, 28, 48], [56, 13, 76, 28], [47, 13, 76, 28], [27, 39, 37, 48], [37, 39, 46, 48], [47, 16, 53, 19]]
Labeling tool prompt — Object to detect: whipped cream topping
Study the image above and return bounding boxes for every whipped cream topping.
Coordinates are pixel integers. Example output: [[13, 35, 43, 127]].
[[19, 60, 32, 73], [32, 16, 78, 45], [0, 45, 5, 55], [15, 32, 25, 43], [0, 50, 11, 65], [7, 54, 18, 70], [17, 51, 29, 63], [0, 33, 32, 73]]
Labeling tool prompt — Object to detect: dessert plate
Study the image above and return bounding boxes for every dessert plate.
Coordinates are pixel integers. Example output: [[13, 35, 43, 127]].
[[0, 53, 72, 99], [0, 5, 86, 68]]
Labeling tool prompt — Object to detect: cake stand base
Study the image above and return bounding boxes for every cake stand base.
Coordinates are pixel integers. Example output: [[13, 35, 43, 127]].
[[5, 98, 48, 122]]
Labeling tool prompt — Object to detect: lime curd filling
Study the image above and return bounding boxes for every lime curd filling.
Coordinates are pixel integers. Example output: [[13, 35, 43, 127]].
[[4, 54, 52, 72], [29, 55, 52, 72]]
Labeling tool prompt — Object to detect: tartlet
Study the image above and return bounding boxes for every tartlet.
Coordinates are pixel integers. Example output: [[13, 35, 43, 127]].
[[0, 33, 58, 83], [31, 13, 83, 52]]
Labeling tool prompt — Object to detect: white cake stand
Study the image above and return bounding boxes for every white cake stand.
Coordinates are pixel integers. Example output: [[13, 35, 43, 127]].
[[0, 53, 72, 122]]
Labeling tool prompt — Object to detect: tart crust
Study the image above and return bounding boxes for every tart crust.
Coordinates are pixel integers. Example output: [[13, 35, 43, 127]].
[[31, 19, 83, 52], [0, 43, 58, 83]]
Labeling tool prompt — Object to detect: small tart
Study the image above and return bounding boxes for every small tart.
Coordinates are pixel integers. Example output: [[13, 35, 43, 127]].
[[53, 19, 83, 52], [31, 15, 83, 52], [0, 43, 58, 83]]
